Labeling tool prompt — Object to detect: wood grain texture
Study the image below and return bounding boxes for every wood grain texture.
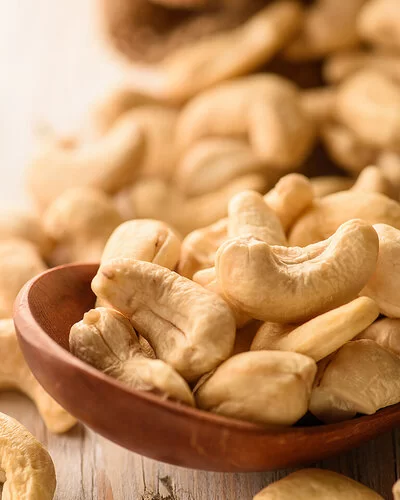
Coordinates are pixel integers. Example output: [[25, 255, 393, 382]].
[[0, 1, 399, 499]]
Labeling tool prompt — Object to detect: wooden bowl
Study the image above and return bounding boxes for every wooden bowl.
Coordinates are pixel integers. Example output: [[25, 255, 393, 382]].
[[13, 263, 400, 472]]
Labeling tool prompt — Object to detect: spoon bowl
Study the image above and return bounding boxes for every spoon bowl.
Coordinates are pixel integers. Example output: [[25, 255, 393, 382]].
[[13, 263, 400, 472]]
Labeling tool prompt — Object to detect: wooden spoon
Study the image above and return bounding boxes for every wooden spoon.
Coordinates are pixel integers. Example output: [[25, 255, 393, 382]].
[[13, 263, 400, 472]]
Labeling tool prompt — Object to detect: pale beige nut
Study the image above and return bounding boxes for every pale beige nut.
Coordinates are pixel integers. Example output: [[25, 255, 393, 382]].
[[356, 317, 400, 356], [177, 218, 228, 279], [377, 151, 400, 198], [361, 224, 400, 317], [253, 469, 383, 499], [324, 50, 400, 84], [263, 173, 314, 232], [300, 87, 337, 123], [0, 411, 56, 500], [358, 0, 400, 50], [251, 297, 379, 361], [322, 122, 378, 175], [194, 351, 316, 426], [92, 259, 236, 381], [352, 165, 397, 199], [0, 210, 53, 258], [228, 190, 287, 245], [177, 74, 315, 171], [174, 139, 271, 197], [0, 319, 76, 433], [44, 187, 122, 264], [335, 70, 400, 149], [284, 0, 366, 61], [0, 240, 47, 319], [394, 479, 400, 500], [310, 176, 354, 198], [128, 1, 304, 103], [70, 308, 194, 406], [310, 339, 400, 422], [125, 174, 268, 235], [289, 191, 400, 246], [27, 114, 144, 210], [101, 219, 181, 269], [216, 219, 379, 323]]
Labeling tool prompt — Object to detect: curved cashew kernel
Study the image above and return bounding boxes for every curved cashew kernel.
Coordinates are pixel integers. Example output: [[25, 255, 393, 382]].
[[128, 1, 303, 103], [228, 190, 287, 245], [0, 240, 47, 319], [92, 259, 236, 381], [251, 297, 379, 361], [310, 176, 354, 198], [378, 151, 400, 197], [284, 0, 365, 61], [263, 173, 314, 232], [177, 218, 228, 279], [216, 219, 379, 323], [300, 87, 337, 123], [27, 113, 144, 209], [44, 187, 123, 264], [0, 411, 56, 500], [174, 139, 270, 197], [394, 479, 400, 500], [357, 317, 400, 356], [177, 75, 315, 170], [288, 191, 400, 246], [0, 320, 76, 433], [253, 469, 383, 499], [335, 70, 400, 148], [127, 174, 268, 235], [101, 219, 181, 270], [361, 224, 400, 317], [324, 50, 400, 84], [352, 165, 397, 199], [358, 0, 400, 51], [70, 308, 194, 406], [322, 122, 378, 175], [194, 351, 316, 426], [310, 339, 400, 422], [0, 210, 53, 258]]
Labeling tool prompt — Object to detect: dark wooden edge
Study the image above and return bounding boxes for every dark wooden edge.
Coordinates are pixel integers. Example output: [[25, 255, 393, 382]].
[[13, 263, 400, 442]]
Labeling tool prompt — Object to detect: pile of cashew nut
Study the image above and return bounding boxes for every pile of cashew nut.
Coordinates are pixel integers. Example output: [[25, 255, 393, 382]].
[[2, 0, 400, 497]]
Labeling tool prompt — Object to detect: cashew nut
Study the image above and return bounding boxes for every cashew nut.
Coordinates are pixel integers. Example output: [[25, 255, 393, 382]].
[[322, 122, 378, 175], [177, 218, 228, 279], [356, 317, 400, 356], [253, 469, 383, 499], [177, 74, 315, 170], [101, 219, 181, 269], [0, 240, 47, 319], [44, 187, 123, 264], [124, 174, 268, 235], [310, 339, 400, 422], [284, 0, 366, 61], [300, 87, 337, 123], [358, 0, 400, 51], [0, 411, 56, 500], [378, 151, 400, 198], [310, 176, 354, 198], [70, 308, 194, 406], [128, 1, 303, 102], [92, 259, 236, 381], [174, 139, 271, 197], [324, 50, 400, 84], [335, 70, 400, 148], [352, 165, 397, 199], [0, 210, 53, 258], [194, 351, 316, 426], [216, 219, 379, 323], [361, 223, 400, 317], [289, 191, 400, 246], [27, 114, 144, 209], [251, 297, 379, 361], [0, 319, 76, 433], [394, 479, 400, 500]]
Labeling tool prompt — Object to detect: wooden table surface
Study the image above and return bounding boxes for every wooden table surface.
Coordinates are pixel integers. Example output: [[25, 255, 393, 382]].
[[0, 1, 399, 499]]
